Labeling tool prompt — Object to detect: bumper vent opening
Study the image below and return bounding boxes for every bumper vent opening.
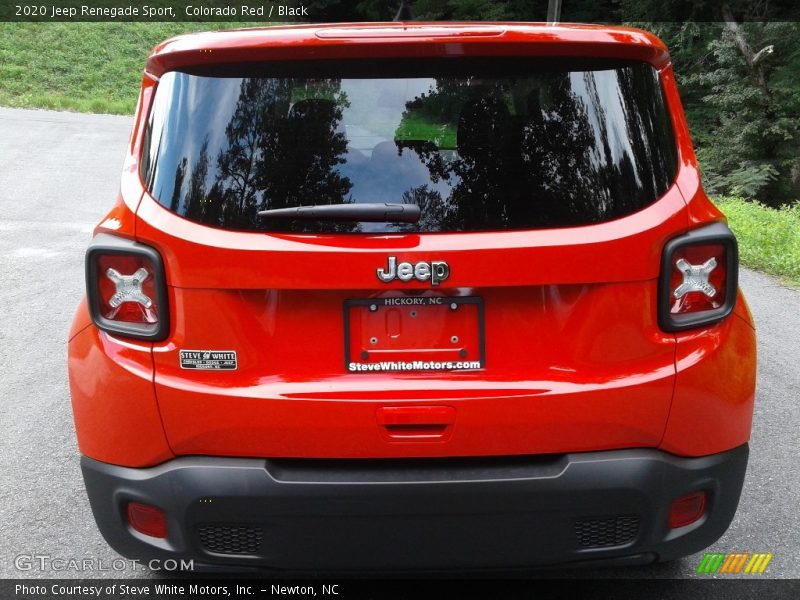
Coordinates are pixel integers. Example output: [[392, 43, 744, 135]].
[[575, 515, 640, 548], [198, 524, 263, 555]]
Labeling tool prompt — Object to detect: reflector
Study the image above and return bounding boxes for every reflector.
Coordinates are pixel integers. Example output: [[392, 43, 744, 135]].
[[126, 502, 167, 538], [668, 491, 707, 529]]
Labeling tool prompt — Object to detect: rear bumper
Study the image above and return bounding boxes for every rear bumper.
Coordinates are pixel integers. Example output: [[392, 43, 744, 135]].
[[81, 444, 748, 572]]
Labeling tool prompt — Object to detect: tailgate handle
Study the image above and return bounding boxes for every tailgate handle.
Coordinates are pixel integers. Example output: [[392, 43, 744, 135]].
[[376, 406, 456, 440]]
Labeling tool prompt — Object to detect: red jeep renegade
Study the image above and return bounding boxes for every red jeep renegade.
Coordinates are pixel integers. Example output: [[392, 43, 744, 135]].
[[68, 23, 757, 571]]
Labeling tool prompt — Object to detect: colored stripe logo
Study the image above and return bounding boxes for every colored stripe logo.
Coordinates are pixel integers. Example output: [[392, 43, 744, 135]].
[[696, 552, 773, 574]]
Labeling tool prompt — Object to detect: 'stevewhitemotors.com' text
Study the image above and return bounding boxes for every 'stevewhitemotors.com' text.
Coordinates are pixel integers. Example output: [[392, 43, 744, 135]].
[[348, 360, 482, 372]]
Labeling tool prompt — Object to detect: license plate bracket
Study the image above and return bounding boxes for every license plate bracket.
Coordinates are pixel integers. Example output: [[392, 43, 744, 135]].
[[343, 296, 485, 372]]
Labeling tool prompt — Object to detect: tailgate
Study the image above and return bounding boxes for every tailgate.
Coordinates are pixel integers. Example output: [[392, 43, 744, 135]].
[[139, 189, 684, 458]]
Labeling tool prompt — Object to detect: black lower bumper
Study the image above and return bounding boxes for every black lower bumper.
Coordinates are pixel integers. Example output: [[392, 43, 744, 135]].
[[81, 445, 748, 572]]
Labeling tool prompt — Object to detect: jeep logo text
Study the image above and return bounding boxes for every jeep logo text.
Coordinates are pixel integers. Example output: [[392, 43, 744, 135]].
[[376, 256, 450, 286]]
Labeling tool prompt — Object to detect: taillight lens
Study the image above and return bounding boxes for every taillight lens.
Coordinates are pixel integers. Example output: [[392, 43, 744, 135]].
[[659, 222, 738, 332], [669, 243, 728, 315], [96, 254, 159, 324], [86, 234, 168, 340]]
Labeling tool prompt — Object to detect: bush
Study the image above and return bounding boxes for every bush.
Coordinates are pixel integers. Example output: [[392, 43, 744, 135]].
[[714, 196, 800, 286]]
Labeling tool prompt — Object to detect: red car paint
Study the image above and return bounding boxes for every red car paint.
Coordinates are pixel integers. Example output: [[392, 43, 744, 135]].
[[67, 23, 756, 568]]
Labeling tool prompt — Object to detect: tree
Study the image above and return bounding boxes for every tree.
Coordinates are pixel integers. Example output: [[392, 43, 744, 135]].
[[648, 20, 800, 204]]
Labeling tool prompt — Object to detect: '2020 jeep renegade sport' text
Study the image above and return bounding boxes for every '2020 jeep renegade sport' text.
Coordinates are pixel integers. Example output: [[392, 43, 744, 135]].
[[68, 23, 756, 571]]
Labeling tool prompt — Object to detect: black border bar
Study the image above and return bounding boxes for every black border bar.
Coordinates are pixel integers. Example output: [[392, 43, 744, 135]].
[[3, 578, 799, 600], [3, 1, 800, 23]]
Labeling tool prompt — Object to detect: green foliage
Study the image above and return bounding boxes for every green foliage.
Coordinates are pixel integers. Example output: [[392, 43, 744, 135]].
[[644, 21, 800, 206], [715, 196, 800, 286], [699, 157, 778, 198]]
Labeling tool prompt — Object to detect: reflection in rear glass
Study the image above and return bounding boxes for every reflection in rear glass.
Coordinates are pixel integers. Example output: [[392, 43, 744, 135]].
[[141, 59, 678, 233]]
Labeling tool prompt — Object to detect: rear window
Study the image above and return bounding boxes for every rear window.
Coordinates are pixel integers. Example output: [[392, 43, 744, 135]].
[[141, 58, 678, 233]]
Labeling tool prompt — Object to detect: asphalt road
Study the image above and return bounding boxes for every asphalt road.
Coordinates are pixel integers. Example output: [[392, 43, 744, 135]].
[[0, 107, 798, 581]]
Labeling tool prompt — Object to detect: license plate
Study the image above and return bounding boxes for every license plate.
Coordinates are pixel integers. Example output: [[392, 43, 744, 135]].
[[344, 296, 484, 373]]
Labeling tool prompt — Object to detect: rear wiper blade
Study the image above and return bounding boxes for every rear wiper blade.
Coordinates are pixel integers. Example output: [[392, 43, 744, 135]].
[[258, 203, 420, 223]]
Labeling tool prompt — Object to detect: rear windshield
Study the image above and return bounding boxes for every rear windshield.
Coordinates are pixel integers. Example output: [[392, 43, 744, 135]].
[[141, 59, 678, 233]]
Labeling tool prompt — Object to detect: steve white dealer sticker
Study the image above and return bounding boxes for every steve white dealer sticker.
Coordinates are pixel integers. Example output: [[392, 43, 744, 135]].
[[179, 350, 238, 370]]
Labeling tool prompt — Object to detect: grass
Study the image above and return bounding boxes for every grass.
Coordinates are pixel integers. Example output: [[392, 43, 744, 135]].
[[0, 22, 259, 114], [715, 196, 800, 287]]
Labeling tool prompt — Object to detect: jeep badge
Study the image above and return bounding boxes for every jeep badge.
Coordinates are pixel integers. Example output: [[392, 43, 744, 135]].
[[377, 256, 450, 286]]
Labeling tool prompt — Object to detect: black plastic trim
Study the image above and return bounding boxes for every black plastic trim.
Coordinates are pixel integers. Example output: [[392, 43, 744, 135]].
[[85, 233, 170, 341], [658, 221, 739, 332], [80, 445, 749, 571]]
